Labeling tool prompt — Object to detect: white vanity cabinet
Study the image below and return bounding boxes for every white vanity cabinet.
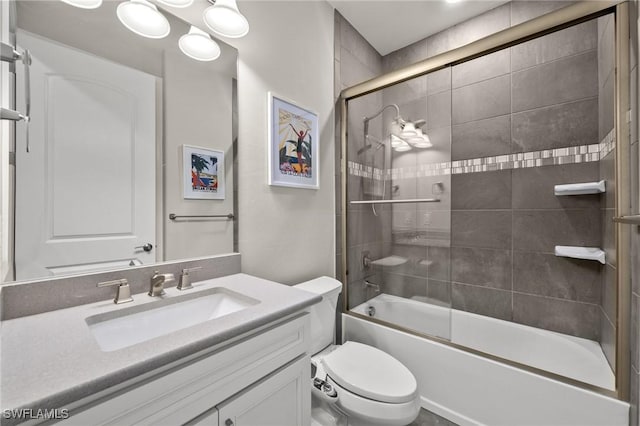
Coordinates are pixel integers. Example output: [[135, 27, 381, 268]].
[[60, 313, 311, 426], [191, 357, 309, 426]]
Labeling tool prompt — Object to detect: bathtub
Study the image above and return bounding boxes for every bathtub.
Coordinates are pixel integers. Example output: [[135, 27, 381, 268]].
[[347, 293, 628, 426]]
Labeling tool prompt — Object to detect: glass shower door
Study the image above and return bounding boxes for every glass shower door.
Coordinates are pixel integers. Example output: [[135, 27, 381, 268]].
[[345, 68, 453, 341]]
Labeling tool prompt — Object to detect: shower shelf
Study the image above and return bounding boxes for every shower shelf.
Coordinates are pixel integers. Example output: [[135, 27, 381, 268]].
[[350, 198, 441, 205], [370, 256, 408, 267], [554, 180, 605, 196], [554, 246, 606, 264]]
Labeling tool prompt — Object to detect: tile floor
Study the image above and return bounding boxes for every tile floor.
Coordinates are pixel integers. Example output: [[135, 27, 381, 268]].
[[409, 408, 458, 426]]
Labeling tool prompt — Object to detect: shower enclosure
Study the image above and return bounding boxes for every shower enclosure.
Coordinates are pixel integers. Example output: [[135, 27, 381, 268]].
[[340, 0, 631, 402]]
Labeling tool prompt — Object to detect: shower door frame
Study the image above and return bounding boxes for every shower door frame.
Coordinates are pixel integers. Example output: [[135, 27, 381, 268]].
[[339, 0, 631, 401]]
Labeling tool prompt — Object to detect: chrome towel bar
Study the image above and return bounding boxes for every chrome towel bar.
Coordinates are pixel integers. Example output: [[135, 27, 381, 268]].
[[169, 213, 234, 220], [350, 198, 441, 205]]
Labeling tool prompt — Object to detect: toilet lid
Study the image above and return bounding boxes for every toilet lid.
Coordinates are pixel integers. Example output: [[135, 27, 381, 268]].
[[321, 341, 417, 404]]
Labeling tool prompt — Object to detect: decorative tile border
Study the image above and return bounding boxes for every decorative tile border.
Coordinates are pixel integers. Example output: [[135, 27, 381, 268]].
[[349, 131, 616, 180], [599, 128, 616, 158]]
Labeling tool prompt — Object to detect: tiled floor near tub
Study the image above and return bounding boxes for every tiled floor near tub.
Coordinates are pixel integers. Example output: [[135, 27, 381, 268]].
[[409, 408, 459, 426]]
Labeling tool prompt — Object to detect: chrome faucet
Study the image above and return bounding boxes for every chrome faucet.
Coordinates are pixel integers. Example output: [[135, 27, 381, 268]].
[[177, 266, 202, 291], [149, 271, 175, 297], [363, 279, 380, 292]]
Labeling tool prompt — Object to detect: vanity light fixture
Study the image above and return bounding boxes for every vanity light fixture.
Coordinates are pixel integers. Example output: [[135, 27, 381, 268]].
[[156, 0, 194, 8], [179, 26, 221, 61], [117, 0, 171, 39], [399, 121, 417, 138], [390, 134, 405, 148], [394, 141, 412, 152], [60, 0, 103, 9], [407, 129, 433, 148], [203, 0, 250, 38]]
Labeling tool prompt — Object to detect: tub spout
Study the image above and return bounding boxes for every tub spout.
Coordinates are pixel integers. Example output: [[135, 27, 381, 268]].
[[363, 279, 380, 292]]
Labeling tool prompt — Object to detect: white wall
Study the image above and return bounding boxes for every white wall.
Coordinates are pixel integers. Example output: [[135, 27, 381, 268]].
[[0, 0, 12, 283], [163, 50, 234, 260], [228, 1, 336, 284]]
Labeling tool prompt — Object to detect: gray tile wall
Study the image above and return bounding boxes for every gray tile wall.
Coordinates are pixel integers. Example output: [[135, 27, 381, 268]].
[[334, 12, 385, 309], [375, 1, 605, 341], [336, 1, 640, 419], [598, 13, 617, 374], [628, 1, 640, 425]]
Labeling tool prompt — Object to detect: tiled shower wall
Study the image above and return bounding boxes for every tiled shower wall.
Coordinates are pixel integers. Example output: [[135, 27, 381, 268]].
[[336, 4, 640, 420], [373, 1, 607, 341], [598, 12, 617, 376], [333, 12, 385, 308]]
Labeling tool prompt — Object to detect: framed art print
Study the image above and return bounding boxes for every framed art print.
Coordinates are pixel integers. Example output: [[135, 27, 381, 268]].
[[182, 145, 225, 200], [268, 92, 319, 189]]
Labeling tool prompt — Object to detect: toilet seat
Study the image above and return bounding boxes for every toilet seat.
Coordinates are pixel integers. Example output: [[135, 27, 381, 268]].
[[321, 341, 418, 404]]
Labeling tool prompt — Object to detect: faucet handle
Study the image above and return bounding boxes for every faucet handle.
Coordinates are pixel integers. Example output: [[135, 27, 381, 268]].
[[98, 279, 134, 304], [178, 266, 202, 291]]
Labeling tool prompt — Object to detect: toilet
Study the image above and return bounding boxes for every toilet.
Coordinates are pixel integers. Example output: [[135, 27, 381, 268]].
[[295, 277, 421, 426]]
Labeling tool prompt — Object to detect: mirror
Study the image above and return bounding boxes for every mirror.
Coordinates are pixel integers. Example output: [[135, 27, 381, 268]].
[[5, 0, 237, 283]]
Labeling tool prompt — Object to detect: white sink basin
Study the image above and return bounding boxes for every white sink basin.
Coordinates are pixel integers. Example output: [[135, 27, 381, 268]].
[[86, 288, 259, 352]]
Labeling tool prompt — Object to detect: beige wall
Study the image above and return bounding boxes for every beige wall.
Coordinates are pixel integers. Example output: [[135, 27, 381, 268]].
[[163, 50, 234, 260], [228, 1, 336, 284]]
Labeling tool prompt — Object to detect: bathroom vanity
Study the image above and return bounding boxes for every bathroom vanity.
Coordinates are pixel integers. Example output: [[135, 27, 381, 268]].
[[0, 273, 320, 425]]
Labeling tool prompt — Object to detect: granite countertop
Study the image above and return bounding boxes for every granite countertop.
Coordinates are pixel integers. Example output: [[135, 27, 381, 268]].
[[0, 273, 321, 412]]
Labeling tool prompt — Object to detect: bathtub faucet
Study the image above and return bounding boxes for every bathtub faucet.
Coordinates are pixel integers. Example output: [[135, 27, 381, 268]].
[[363, 279, 380, 292]]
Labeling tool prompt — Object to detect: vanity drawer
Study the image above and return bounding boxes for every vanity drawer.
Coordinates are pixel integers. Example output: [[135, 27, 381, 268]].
[[62, 313, 310, 426]]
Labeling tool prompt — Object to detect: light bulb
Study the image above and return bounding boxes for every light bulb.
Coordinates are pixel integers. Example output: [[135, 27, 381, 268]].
[[413, 133, 433, 149], [407, 129, 426, 145], [117, 0, 170, 39], [179, 26, 221, 61], [390, 134, 405, 148], [400, 121, 417, 138], [157, 0, 194, 7], [60, 0, 102, 9], [394, 141, 411, 152], [203, 0, 249, 38]]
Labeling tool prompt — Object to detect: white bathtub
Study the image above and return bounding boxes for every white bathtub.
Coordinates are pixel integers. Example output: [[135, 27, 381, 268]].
[[348, 293, 628, 426]]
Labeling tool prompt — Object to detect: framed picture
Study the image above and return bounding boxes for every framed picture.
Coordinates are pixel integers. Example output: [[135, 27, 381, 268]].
[[268, 92, 319, 189], [182, 145, 225, 200]]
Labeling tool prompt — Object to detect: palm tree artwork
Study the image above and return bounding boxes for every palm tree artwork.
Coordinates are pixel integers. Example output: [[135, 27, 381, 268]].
[[191, 153, 218, 192]]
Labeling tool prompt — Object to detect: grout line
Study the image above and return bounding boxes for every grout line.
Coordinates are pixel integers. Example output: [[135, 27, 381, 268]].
[[511, 46, 598, 76], [510, 95, 599, 117]]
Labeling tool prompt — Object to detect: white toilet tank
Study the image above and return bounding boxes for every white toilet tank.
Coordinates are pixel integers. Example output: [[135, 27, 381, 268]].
[[294, 277, 343, 355]]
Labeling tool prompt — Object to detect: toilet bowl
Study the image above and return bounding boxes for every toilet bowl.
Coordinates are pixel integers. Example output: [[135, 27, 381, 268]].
[[295, 277, 421, 426]]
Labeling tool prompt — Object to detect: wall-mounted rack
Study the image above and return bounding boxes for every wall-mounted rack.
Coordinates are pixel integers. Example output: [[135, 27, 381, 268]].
[[169, 213, 234, 220], [554, 245, 606, 264], [613, 214, 640, 224], [554, 180, 606, 196], [350, 198, 441, 205], [370, 256, 408, 267]]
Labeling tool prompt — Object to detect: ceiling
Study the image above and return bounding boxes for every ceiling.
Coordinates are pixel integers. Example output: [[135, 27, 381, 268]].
[[328, 0, 509, 56]]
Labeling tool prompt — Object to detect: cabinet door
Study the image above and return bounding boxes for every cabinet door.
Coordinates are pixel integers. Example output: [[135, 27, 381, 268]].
[[218, 356, 310, 426]]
